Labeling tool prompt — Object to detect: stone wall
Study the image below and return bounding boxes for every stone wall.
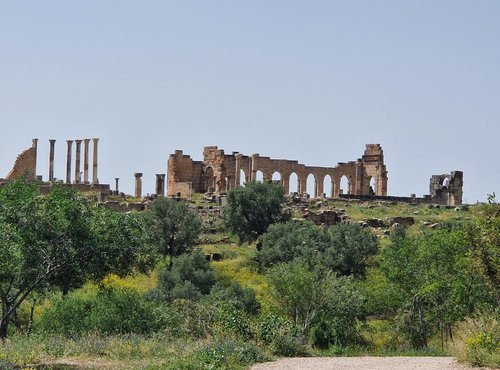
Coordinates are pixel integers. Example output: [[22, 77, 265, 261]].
[[5, 139, 38, 180], [167, 144, 389, 199]]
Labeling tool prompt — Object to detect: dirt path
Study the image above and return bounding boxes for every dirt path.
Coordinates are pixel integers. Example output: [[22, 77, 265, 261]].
[[250, 356, 494, 370]]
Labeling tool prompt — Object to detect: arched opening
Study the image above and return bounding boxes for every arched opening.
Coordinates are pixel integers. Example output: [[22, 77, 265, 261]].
[[272, 171, 281, 184], [369, 176, 377, 196], [255, 170, 264, 182], [340, 175, 349, 195], [306, 174, 315, 197], [205, 167, 216, 192], [240, 169, 246, 186], [289, 172, 299, 194], [324, 175, 333, 198]]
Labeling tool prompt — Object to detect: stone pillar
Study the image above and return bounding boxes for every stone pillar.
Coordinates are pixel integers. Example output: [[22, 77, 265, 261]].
[[115, 178, 119, 193], [235, 154, 242, 187], [49, 139, 56, 181], [32, 138, 38, 179], [83, 139, 90, 184], [155, 174, 166, 196], [299, 177, 307, 196], [316, 176, 324, 198], [74, 140, 82, 184], [250, 154, 259, 181], [282, 176, 290, 195], [66, 140, 73, 184], [134, 173, 143, 198], [92, 138, 99, 184]]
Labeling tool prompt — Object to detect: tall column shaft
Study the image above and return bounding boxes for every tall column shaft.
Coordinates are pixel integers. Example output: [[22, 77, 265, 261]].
[[235, 154, 242, 187], [66, 140, 73, 184], [83, 139, 90, 184], [49, 139, 56, 181], [92, 138, 99, 184], [134, 173, 143, 198], [115, 178, 119, 193], [156, 174, 166, 195], [74, 140, 82, 184]]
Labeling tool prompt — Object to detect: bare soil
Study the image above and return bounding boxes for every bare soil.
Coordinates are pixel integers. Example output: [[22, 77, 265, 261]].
[[250, 356, 495, 370]]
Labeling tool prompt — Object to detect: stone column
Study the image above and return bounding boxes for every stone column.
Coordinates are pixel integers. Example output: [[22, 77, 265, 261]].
[[282, 176, 290, 195], [250, 154, 259, 181], [74, 140, 82, 184], [134, 173, 143, 198], [115, 178, 119, 193], [66, 140, 73, 184], [155, 174, 166, 196], [316, 176, 324, 198], [92, 138, 99, 184], [49, 139, 56, 181], [235, 154, 242, 188], [83, 139, 90, 184]]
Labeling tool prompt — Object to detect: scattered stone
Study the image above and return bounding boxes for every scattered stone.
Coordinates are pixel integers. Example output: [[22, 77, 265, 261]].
[[365, 218, 386, 228], [390, 216, 415, 227], [429, 223, 440, 229], [304, 210, 341, 226]]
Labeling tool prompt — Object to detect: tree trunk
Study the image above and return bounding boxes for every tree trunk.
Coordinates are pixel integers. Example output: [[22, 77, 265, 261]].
[[0, 301, 11, 340]]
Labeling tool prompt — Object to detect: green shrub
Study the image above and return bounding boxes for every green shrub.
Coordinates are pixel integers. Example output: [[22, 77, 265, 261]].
[[38, 287, 167, 335], [451, 312, 500, 368]]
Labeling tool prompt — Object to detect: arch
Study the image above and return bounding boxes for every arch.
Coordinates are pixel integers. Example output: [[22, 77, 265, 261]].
[[369, 176, 376, 196], [306, 173, 315, 197], [272, 171, 281, 182], [240, 169, 246, 186], [255, 170, 264, 182], [340, 175, 349, 195], [205, 166, 216, 192], [324, 174, 333, 198], [289, 172, 299, 194]]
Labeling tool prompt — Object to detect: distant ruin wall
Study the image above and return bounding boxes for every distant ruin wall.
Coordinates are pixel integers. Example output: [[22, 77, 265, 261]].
[[5, 139, 38, 180], [168, 144, 389, 199]]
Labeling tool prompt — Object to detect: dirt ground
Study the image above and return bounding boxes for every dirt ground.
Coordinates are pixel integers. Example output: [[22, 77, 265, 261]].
[[250, 356, 495, 370]]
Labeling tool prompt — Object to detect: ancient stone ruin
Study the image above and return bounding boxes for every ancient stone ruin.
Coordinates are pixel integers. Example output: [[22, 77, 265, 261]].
[[168, 144, 388, 199], [1, 138, 110, 197], [2, 140, 464, 206]]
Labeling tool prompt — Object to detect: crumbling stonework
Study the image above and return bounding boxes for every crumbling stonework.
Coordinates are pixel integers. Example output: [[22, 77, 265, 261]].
[[428, 171, 463, 206], [5, 139, 38, 180], [167, 144, 389, 199]]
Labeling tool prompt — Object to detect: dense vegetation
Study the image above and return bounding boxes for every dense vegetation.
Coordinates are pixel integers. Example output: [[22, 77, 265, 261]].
[[0, 179, 498, 369]]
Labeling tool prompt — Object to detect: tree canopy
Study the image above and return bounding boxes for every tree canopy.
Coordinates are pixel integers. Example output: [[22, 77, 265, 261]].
[[0, 179, 156, 338], [223, 181, 289, 244], [257, 220, 378, 278], [143, 197, 202, 266]]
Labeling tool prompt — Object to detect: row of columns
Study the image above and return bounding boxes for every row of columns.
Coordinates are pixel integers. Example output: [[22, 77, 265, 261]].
[[132, 173, 166, 198], [48, 138, 99, 185]]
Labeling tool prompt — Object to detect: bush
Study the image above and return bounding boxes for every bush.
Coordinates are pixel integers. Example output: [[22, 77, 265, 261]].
[[38, 287, 167, 335], [451, 312, 500, 368], [210, 282, 261, 315], [156, 251, 215, 302], [163, 340, 268, 369]]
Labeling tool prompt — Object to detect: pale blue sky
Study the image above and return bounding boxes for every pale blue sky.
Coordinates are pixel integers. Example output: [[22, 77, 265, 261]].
[[1, 1, 499, 202]]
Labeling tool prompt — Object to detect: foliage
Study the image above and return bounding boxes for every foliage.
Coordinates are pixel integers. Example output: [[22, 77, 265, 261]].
[[38, 287, 167, 335], [162, 340, 268, 370], [267, 261, 366, 346], [257, 220, 378, 278], [450, 310, 500, 368], [383, 227, 493, 349], [210, 281, 261, 315], [466, 203, 499, 303], [0, 179, 156, 339], [223, 181, 289, 243], [143, 197, 202, 265], [155, 251, 215, 302]]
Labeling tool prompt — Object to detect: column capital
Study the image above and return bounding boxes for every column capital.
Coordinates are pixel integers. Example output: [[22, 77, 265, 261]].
[[134, 173, 143, 178]]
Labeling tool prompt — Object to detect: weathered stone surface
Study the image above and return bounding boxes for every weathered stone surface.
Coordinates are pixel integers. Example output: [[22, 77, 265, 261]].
[[364, 218, 386, 228], [304, 209, 341, 226], [167, 144, 388, 199], [390, 216, 415, 227]]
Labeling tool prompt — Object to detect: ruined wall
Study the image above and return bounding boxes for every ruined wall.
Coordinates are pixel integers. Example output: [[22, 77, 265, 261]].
[[5, 139, 38, 180], [429, 171, 463, 206], [167, 144, 389, 199]]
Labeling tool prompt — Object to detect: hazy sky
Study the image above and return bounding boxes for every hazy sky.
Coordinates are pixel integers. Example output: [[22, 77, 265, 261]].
[[1, 1, 499, 202]]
